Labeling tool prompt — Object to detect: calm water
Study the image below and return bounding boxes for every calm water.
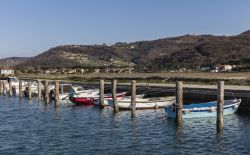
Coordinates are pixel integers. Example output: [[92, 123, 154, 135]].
[[0, 95, 250, 155]]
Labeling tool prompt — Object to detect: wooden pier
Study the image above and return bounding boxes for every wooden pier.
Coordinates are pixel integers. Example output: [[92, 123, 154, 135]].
[[131, 80, 136, 117], [112, 79, 119, 113], [54, 81, 59, 107], [45, 80, 49, 104], [217, 81, 224, 133], [19, 80, 22, 98], [37, 80, 42, 102], [0, 76, 248, 133], [9, 80, 12, 97], [176, 81, 183, 126], [99, 79, 105, 109], [0, 81, 2, 95]]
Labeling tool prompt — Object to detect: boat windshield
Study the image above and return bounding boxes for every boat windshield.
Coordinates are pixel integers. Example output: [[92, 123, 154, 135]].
[[76, 87, 85, 92], [60, 85, 74, 94]]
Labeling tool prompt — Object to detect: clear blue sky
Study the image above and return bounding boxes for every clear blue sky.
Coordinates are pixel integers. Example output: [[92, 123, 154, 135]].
[[0, 0, 250, 58]]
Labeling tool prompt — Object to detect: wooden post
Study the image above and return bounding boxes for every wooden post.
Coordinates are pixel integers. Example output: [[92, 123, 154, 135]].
[[3, 81, 6, 95], [19, 80, 22, 98], [54, 81, 59, 107], [217, 81, 224, 132], [9, 80, 12, 97], [37, 80, 42, 102], [176, 81, 183, 126], [45, 80, 49, 104], [131, 80, 136, 117], [0, 81, 2, 95], [112, 79, 119, 113], [99, 79, 105, 108], [28, 81, 32, 100]]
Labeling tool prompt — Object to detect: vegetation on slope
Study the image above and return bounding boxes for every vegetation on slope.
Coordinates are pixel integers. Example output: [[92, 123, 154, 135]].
[[1, 30, 250, 72]]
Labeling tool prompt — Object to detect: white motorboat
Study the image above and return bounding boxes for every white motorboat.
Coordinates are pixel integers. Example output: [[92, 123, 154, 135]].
[[105, 96, 175, 110]]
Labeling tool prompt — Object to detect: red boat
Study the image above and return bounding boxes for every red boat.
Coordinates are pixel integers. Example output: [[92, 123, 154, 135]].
[[69, 92, 127, 106]]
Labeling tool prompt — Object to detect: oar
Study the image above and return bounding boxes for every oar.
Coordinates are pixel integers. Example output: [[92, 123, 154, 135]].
[[62, 94, 70, 100], [62, 91, 75, 100]]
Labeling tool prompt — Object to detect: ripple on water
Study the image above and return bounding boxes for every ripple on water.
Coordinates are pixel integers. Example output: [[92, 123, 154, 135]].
[[1, 96, 250, 154]]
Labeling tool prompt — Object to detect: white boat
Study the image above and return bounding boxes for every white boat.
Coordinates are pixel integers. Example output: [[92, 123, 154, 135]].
[[51, 84, 100, 106], [164, 99, 241, 118], [70, 91, 127, 106], [58, 93, 75, 106], [26, 81, 45, 95], [1, 77, 28, 95], [105, 96, 175, 110], [51, 84, 77, 105], [5, 77, 44, 95]]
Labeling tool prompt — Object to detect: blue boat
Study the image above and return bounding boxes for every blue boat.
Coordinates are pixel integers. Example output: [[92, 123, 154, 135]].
[[164, 99, 241, 118]]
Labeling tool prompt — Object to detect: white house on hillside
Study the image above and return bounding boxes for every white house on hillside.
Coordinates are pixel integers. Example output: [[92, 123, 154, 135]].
[[0, 68, 15, 76], [219, 65, 235, 72]]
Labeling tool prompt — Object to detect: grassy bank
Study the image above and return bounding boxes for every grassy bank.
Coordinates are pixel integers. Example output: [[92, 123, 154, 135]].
[[18, 72, 250, 86]]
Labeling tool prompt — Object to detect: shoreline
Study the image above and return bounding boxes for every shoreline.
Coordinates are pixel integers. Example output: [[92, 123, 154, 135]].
[[18, 72, 250, 86]]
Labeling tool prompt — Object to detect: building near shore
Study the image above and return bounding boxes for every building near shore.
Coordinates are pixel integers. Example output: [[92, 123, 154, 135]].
[[0, 68, 15, 76]]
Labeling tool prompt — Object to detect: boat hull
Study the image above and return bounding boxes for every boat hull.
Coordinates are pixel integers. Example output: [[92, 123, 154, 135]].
[[70, 92, 127, 106], [107, 96, 175, 110], [69, 97, 95, 106], [164, 99, 241, 118], [58, 94, 75, 106]]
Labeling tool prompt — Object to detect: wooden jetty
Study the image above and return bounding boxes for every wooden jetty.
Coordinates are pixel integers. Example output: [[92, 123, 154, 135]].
[[176, 81, 183, 127], [95, 82, 250, 113], [217, 81, 224, 133], [99, 79, 105, 109], [112, 79, 119, 113], [131, 80, 136, 117], [0, 75, 247, 133], [45, 80, 49, 104]]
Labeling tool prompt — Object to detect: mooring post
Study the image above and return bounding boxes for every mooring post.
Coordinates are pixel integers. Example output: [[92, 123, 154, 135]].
[[19, 80, 22, 98], [28, 81, 32, 100], [0, 81, 2, 95], [3, 81, 6, 95], [131, 80, 136, 117], [112, 79, 119, 113], [9, 80, 12, 97], [45, 80, 49, 104], [99, 79, 105, 108], [176, 81, 183, 126], [54, 80, 59, 107], [217, 81, 224, 132], [37, 80, 42, 102]]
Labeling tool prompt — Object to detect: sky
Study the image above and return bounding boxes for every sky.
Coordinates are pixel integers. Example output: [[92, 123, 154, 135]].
[[0, 0, 250, 58]]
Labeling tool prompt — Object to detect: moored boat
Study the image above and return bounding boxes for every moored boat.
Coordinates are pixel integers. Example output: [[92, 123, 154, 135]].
[[1, 77, 29, 95], [25, 81, 45, 95], [69, 92, 127, 106], [164, 99, 241, 118], [50, 84, 84, 106], [106, 96, 175, 110]]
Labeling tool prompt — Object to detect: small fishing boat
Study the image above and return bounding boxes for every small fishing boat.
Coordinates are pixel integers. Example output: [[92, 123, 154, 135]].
[[25, 81, 45, 95], [50, 84, 84, 106], [164, 99, 241, 118], [69, 91, 127, 106], [93, 94, 145, 106], [1, 77, 28, 95], [106, 96, 175, 110]]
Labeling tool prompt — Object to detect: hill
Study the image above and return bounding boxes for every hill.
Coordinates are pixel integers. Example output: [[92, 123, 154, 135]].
[[0, 57, 30, 68], [4, 30, 250, 71]]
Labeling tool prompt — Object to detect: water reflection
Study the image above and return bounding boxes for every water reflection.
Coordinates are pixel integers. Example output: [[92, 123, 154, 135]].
[[1, 96, 250, 154], [28, 99, 33, 105], [45, 104, 49, 112], [216, 130, 225, 154], [54, 106, 59, 113]]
